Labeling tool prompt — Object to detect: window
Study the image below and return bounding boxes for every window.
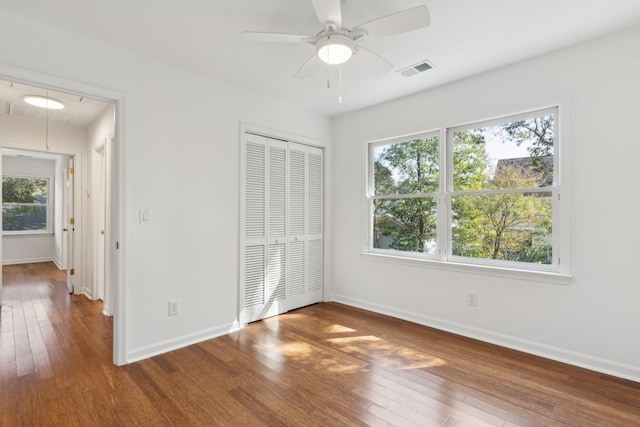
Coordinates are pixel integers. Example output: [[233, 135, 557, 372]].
[[368, 107, 563, 274], [371, 132, 440, 255], [2, 176, 51, 233]]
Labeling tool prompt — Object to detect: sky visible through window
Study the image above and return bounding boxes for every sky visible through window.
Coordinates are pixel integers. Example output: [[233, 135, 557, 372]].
[[373, 126, 542, 184], [483, 128, 534, 178]]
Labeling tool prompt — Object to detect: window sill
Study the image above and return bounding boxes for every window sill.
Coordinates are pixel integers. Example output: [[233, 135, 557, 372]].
[[361, 252, 572, 285], [3, 231, 54, 237]]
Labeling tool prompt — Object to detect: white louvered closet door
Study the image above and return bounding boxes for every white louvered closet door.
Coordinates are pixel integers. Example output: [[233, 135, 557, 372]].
[[287, 143, 323, 310], [241, 133, 323, 324], [240, 133, 267, 324], [287, 144, 306, 308], [305, 146, 323, 305], [266, 139, 288, 317]]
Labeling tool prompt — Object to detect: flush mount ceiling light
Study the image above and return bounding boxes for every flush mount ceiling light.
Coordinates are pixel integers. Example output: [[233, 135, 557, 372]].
[[23, 95, 65, 110], [316, 34, 353, 65]]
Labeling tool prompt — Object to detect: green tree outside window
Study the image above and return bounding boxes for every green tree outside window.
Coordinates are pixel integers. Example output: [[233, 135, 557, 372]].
[[2, 177, 49, 232]]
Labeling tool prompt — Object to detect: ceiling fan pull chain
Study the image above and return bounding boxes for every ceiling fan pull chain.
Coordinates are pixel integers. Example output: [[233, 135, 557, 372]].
[[45, 91, 50, 152], [338, 64, 342, 104], [327, 66, 331, 89]]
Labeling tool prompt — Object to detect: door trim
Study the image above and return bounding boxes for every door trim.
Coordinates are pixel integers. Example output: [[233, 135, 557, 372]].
[[0, 62, 127, 366]]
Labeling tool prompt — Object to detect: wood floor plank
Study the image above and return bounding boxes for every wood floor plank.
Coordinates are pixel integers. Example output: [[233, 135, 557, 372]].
[[2, 262, 640, 426]]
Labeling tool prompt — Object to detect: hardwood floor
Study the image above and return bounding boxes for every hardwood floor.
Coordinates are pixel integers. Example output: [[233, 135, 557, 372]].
[[1, 262, 639, 426]]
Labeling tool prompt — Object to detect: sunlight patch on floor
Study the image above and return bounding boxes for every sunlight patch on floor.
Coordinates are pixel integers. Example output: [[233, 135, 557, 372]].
[[326, 335, 447, 370], [281, 341, 313, 358], [276, 313, 307, 320], [325, 323, 357, 333], [273, 340, 366, 374]]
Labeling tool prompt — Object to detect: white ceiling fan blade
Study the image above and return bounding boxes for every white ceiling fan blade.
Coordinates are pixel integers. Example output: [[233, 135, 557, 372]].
[[243, 32, 310, 43], [351, 46, 394, 75], [353, 5, 430, 40], [293, 54, 324, 79], [311, 0, 342, 28]]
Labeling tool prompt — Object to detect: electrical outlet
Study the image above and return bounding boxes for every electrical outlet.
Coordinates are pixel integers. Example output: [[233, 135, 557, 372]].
[[467, 293, 478, 307], [168, 300, 179, 316]]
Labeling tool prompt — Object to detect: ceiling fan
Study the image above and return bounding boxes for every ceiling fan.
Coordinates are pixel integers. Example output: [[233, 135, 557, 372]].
[[243, 0, 431, 78]]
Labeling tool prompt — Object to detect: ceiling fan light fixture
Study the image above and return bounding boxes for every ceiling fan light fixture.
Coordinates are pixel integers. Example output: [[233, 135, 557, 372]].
[[316, 34, 353, 65], [23, 95, 65, 110]]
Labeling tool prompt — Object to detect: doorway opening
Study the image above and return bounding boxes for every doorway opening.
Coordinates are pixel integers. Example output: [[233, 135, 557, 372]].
[[0, 75, 122, 363]]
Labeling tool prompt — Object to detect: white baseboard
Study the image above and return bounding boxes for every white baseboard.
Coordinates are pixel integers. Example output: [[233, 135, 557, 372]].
[[127, 322, 241, 364], [331, 294, 640, 383], [82, 287, 93, 300], [3, 257, 54, 265]]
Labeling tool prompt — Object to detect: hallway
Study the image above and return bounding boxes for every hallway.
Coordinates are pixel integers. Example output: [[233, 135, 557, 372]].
[[0, 262, 112, 424]]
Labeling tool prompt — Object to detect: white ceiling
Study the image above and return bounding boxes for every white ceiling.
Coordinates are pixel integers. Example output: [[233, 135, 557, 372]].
[[1, 0, 640, 117], [0, 79, 111, 128]]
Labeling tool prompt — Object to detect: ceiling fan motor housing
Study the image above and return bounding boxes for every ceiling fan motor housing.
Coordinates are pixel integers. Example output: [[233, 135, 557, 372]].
[[316, 33, 354, 64]]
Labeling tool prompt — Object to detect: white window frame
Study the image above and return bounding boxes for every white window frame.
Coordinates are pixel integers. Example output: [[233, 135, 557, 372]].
[[365, 106, 571, 284], [368, 131, 441, 260], [2, 174, 53, 235]]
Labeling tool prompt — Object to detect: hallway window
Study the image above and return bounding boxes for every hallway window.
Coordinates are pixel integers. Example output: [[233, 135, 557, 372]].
[[2, 176, 50, 233]]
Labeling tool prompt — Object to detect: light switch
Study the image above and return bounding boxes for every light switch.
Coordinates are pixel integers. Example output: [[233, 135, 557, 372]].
[[139, 208, 151, 225]]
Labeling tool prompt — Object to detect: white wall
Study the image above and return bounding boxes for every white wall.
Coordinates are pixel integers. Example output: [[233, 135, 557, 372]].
[[332, 26, 640, 381], [3, 233, 53, 264], [0, 11, 332, 363], [2, 155, 56, 264]]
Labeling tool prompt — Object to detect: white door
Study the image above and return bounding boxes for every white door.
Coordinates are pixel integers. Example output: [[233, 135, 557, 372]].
[[240, 133, 323, 324], [305, 146, 324, 303], [103, 133, 116, 316], [240, 134, 268, 324], [65, 158, 75, 293], [61, 161, 68, 270], [286, 144, 306, 309], [94, 144, 106, 301], [287, 143, 323, 310], [266, 139, 288, 314], [240, 135, 290, 323]]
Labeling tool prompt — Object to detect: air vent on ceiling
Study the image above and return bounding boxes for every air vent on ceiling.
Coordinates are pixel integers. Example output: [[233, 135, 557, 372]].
[[8, 103, 72, 125], [397, 60, 435, 77]]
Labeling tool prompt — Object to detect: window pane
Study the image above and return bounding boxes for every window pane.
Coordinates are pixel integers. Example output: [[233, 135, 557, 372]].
[[453, 113, 554, 191], [373, 135, 439, 195], [451, 192, 552, 264], [2, 177, 49, 232], [373, 197, 437, 254], [3, 204, 47, 231]]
